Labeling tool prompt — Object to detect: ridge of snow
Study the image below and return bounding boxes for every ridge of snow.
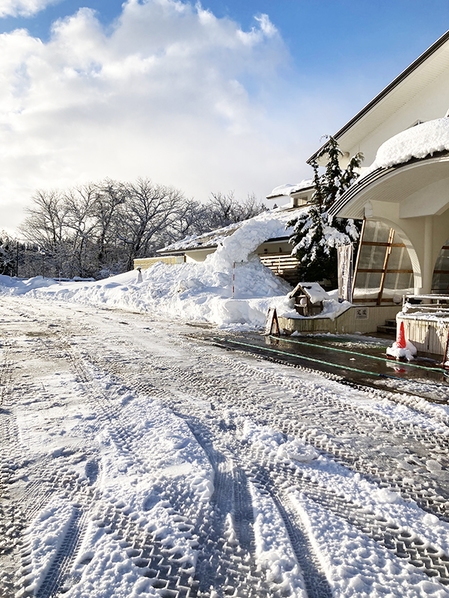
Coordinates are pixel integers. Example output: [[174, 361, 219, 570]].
[[207, 206, 305, 273], [267, 180, 314, 198]]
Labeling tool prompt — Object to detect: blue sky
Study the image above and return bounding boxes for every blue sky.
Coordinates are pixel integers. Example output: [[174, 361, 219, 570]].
[[0, 0, 448, 231]]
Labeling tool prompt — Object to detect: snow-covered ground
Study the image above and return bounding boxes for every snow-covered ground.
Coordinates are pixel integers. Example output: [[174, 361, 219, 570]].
[[2, 287, 449, 597], [1, 205, 449, 596]]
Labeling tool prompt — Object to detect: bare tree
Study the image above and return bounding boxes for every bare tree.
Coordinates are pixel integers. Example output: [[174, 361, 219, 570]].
[[63, 184, 99, 277], [20, 189, 68, 251], [0, 231, 17, 276], [118, 178, 186, 270], [19, 189, 72, 277], [160, 198, 209, 246], [206, 192, 267, 229], [92, 179, 127, 270]]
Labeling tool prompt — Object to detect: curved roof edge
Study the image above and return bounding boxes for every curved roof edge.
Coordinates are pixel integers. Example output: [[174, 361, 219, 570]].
[[329, 151, 449, 219], [308, 29, 449, 164], [328, 167, 388, 218]]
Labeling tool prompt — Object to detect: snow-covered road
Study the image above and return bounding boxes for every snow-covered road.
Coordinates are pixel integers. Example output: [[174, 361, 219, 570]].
[[2, 295, 449, 597]]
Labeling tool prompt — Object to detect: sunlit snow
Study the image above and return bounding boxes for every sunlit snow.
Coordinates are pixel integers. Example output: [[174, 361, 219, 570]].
[[2, 204, 449, 597]]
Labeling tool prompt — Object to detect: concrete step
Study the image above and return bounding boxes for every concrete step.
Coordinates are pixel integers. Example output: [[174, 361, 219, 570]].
[[377, 324, 397, 336], [384, 319, 397, 327]]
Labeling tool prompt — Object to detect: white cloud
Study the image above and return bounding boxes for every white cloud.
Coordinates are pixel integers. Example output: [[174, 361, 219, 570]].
[[0, 0, 317, 232], [0, 0, 60, 18]]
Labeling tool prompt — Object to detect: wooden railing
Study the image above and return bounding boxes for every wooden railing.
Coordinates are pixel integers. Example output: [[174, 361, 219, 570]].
[[259, 253, 300, 285], [403, 294, 449, 314]]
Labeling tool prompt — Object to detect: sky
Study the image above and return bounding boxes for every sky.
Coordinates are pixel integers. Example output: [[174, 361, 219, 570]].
[[0, 0, 448, 233]]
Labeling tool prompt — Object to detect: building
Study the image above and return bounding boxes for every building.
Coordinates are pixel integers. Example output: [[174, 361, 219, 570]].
[[308, 30, 449, 353], [324, 30, 449, 303]]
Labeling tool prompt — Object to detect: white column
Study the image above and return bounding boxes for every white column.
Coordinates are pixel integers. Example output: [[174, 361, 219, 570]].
[[421, 216, 434, 294]]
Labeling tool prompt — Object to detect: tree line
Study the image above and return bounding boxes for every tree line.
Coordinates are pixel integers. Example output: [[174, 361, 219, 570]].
[[1, 178, 266, 279]]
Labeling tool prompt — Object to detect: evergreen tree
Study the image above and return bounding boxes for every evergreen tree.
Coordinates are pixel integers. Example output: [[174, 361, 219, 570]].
[[288, 136, 363, 288], [0, 233, 17, 276]]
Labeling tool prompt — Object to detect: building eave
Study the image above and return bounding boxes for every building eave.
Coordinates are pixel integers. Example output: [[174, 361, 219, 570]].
[[308, 29, 449, 164], [330, 152, 449, 220]]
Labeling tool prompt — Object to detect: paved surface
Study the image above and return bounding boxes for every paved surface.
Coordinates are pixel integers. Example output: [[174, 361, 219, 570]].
[[2, 297, 449, 597], [207, 331, 449, 402]]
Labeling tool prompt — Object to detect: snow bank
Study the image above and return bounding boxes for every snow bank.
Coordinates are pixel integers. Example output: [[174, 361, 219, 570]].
[[0, 274, 56, 292], [0, 265, 293, 330], [0, 207, 350, 329], [0, 209, 309, 329], [370, 118, 449, 171]]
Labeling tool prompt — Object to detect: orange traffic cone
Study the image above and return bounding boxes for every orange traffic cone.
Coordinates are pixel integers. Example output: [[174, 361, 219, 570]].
[[396, 321, 406, 349]]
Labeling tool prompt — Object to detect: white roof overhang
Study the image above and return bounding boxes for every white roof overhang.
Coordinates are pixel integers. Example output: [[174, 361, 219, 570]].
[[330, 154, 449, 220], [309, 30, 449, 163]]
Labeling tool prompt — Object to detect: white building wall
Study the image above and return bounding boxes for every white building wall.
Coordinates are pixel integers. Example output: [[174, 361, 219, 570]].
[[343, 70, 449, 166]]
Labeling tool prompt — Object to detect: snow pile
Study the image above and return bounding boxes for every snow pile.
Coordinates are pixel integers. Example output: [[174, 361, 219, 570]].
[[386, 340, 417, 362], [370, 118, 449, 171], [2, 207, 341, 329], [240, 419, 319, 464], [208, 208, 297, 272]]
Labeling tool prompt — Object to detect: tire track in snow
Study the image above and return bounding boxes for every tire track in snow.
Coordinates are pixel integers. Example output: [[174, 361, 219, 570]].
[[166, 349, 449, 524], [85, 340, 449, 588], [0, 340, 22, 597], [70, 338, 294, 595], [9, 299, 449, 595], [245, 450, 449, 587], [182, 417, 272, 597], [30, 334, 203, 597], [183, 414, 330, 597]]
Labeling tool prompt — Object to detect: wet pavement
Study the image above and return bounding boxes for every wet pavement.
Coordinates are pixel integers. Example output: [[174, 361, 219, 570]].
[[206, 331, 449, 403]]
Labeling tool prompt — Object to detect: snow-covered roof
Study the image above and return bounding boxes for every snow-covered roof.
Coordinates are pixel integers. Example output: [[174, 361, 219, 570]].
[[308, 30, 449, 164], [266, 179, 314, 199], [289, 282, 331, 304], [368, 118, 449, 171], [158, 221, 242, 253], [158, 206, 305, 254]]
